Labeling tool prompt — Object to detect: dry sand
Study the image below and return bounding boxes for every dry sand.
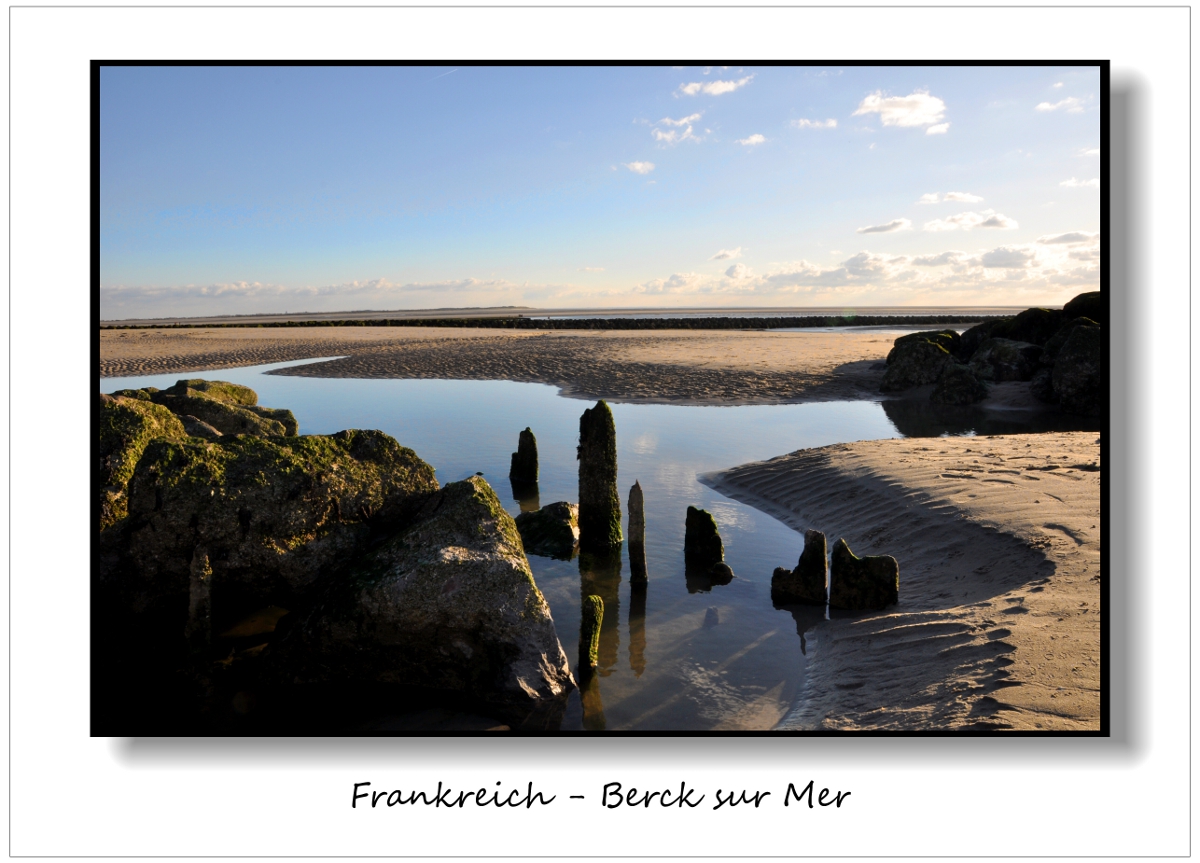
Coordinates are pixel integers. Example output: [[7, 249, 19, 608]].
[[100, 326, 904, 404], [706, 433, 1101, 731]]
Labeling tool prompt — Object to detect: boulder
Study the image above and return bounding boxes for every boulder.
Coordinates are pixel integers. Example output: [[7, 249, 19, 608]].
[[1030, 367, 1057, 404], [990, 307, 1064, 346], [150, 388, 289, 437], [1052, 324, 1103, 416], [930, 362, 988, 405], [684, 505, 724, 570], [577, 401, 622, 551], [1063, 291, 1102, 324], [269, 477, 575, 729], [771, 529, 827, 606], [178, 415, 223, 440], [828, 538, 899, 611], [509, 427, 538, 484], [1041, 316, 1098, 365], [627, 480, 648, 584], [116, 429, 439, 623], [98, 394, 187, 530], [957, 318, 1008, 361], [887, 330, 960, 363], [514, 501, 579, 559], [969, 338, 1042, 382], [880, 339, 952, 392], [162, 379, 258, 406]]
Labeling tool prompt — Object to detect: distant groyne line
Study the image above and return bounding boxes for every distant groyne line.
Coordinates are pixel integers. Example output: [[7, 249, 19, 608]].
[[100, 314, 1004, 332]]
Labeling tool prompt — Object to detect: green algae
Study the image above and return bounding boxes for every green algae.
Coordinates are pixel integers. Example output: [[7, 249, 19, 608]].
[[98, 395, 188, 529]]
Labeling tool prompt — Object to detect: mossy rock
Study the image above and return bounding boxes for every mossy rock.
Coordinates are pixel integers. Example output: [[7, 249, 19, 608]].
[[246, 405, 299, 436], [990, 307, 1064, 347], [178, 415, 223, 440], [268, 477, 574, 730], [1041, 316, 1098, 365], [771, 529, 827, 606], [969, 338, 1042, 382], [118, 428, 439, 621], [1052, 324, 1102, 416], [880, 339, 952, 392], [163, 379, 258, 406], [515, 501, 579, 559], [887, 330, 960, 363], [1063, 291, 1103, 324], [957, 318, 1009, 361], [684, 505, 724, 569], [828, 538, 898, 611], [151, 389, 288, 437], [1030, 367, 1057, 404], [109, 388, 153, 401], [930, 362, 988, 405], [577, 401, 622, 550], [98, 394, 188, 530]]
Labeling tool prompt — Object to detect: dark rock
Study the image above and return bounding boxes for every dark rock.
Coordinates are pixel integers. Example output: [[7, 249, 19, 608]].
[[1063, 290, 1102, 324], [887, 329, 960, 363], [684, 505, 724, 570], [178, 415, 223, 440], [580, 594, 603, 669], [880, 339, 952, 392], [1052, 324, 1103, 416], [269, 477, 575, 730], [185, 547, 212, 649], [514, 501, 579, 559], [1030, 367, 1057, 403], [99, 394, 188, 530], [771, 529, 827, 605], [509, 427, 538, 483], [990, 307, 1064, 346], [828, 538, 899, 610], [1041, 316, 1098, 365], [703, 606, 720, 628], [711, 562, 734, 580], [119, 428, 439, 622], [969, 338, 1042, 382], [628, 481, 647, 584], [577, 401, 622, 551], [930, 362, 988, 405], [957, 318, 1008, 360]]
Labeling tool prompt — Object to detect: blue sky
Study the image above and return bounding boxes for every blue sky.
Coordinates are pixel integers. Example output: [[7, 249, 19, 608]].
[[100, 64, 1101, 318]]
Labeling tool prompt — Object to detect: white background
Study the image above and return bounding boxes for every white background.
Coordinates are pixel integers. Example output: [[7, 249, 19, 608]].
[[6, 4, 1191, 858]]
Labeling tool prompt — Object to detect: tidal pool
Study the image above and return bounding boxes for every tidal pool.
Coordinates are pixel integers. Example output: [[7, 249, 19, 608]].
[[100, 358, 1089, 731]]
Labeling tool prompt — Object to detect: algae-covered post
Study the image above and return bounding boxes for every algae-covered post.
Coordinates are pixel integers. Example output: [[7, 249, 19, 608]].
[[509, 427, 538, 484], [577, 401, 622, 551], [628, 481, 647, 584]]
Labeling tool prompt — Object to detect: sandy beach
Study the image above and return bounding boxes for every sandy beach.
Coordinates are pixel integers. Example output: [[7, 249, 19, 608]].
[[706, 433, 1101, 730]]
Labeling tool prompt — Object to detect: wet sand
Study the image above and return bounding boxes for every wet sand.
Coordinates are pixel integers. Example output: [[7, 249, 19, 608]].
[[706, 433, 1101, 731], [100, 326, 904, 403]]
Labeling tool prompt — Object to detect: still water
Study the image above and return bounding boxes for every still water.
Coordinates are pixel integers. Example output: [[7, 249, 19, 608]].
[[101, 358, 1085, 730]]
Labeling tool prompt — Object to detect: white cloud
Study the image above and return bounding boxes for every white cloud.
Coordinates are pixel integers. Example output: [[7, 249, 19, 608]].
[[677, 75, 754, 97], [578, 267, 606, 272], [981, 247, 1035, 268], [725, 263, 752, 279], [926, 122, 950, 135], [1060, 177, 1100, 188], [857, 218, 912, 235], [943, 191, 983, 203], [651, 113, 702, 145], [710, 247, 742, 260], [1036, 97, 1085, 113], [1038, 231, 1099, 245], [853, 90, 947, 128], [624, 161, 655, 174], [792, 118, 837, 129], [1079, 147, 1100, 156], [1053, 82, 1064, 88], [911, 251, 967, 267], [917, 193, 940, 204], [923, 209, 1018, 231], [735, 134, 765, 146], [659, 113, 702, 127]]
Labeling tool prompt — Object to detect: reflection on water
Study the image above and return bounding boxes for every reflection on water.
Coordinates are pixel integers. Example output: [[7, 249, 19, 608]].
[[684, 561, 735, 594], [881, 397, 1100, 437], [102, 361, 1095, 731], [510, 479, 541, 513]]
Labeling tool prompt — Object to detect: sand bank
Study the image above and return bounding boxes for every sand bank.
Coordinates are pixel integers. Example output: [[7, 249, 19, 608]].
[[706, 433, 1101, 731], [100, 326, 910, 404]]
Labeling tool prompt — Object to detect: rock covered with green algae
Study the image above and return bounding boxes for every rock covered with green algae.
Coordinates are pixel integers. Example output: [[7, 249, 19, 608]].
[[930, 362, 988, 405], [886, 329, 960, 362], [968, 338, 1042, 382], [771, 529, 827, 606], [269, 477, 575, 729], [1052, 323, 1102, 416], [150, 386, 293, 437], [879, 338, 952, 392], [99, 393, 188, 529], [114, 429, 439, 618], [577, 400, 622, 551], [828, 538, 899, 611], [514, 501, 579, 559], [990, 307, 1064, 347]]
